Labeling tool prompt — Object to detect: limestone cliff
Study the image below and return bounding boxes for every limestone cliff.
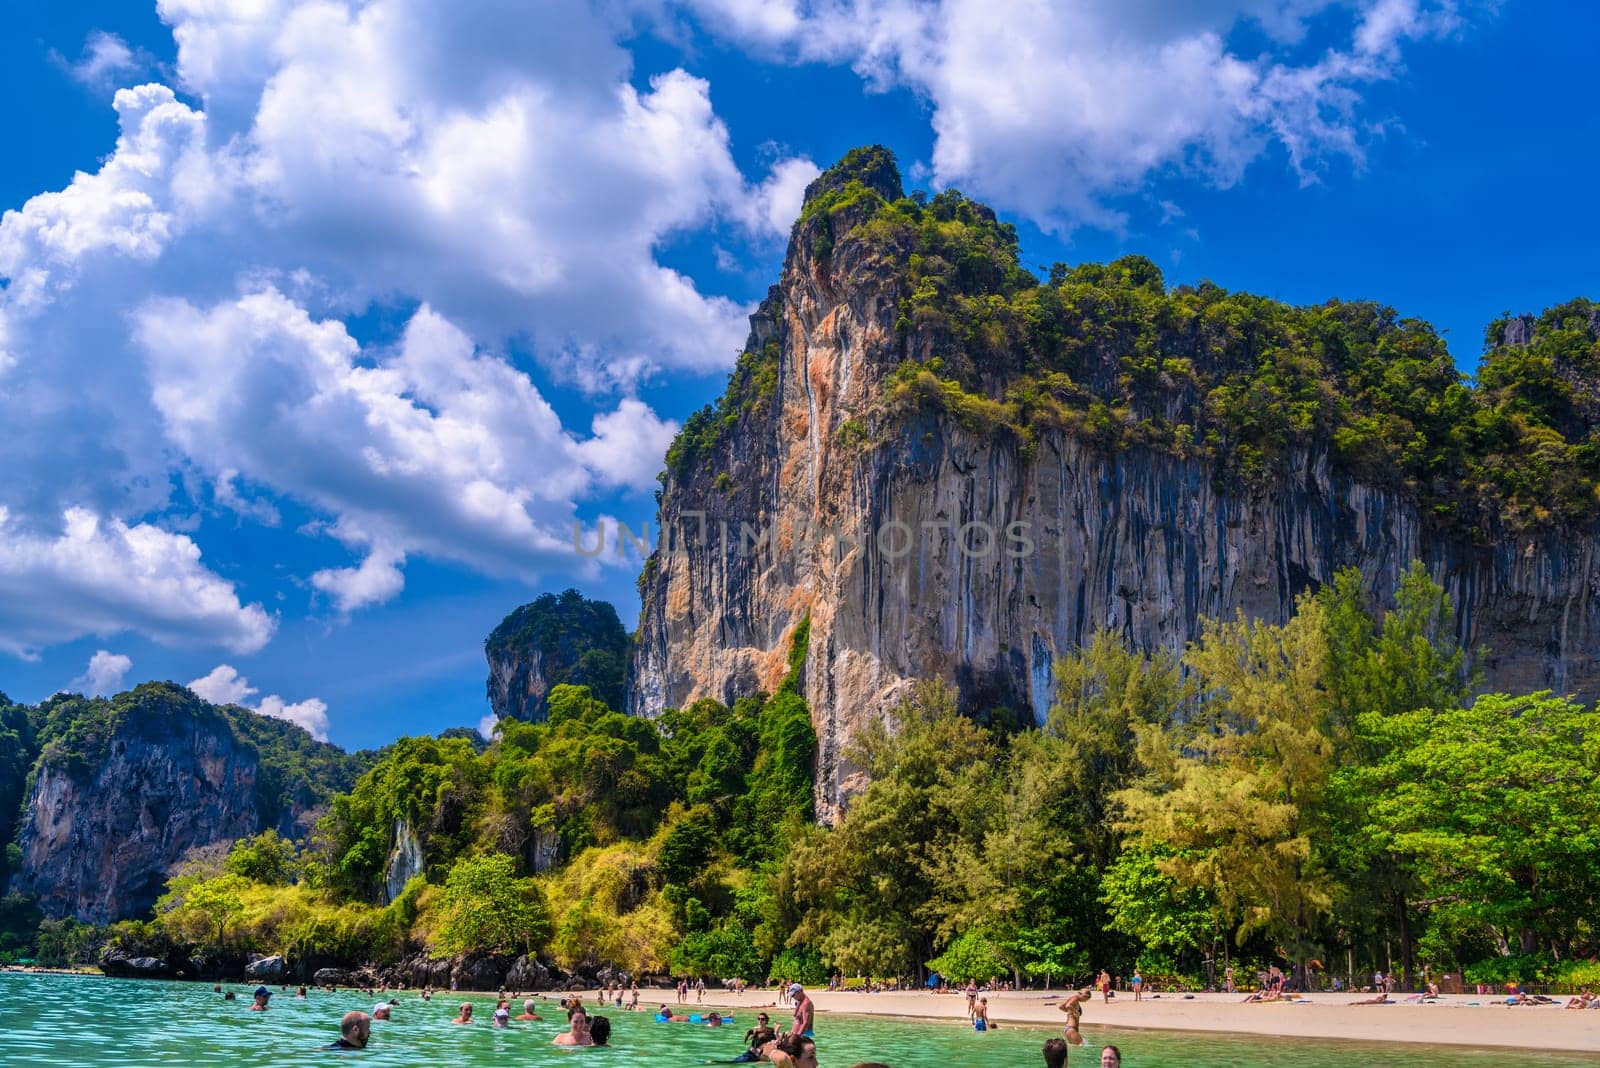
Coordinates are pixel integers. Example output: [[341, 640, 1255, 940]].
[[632, 147, 1600, 820], [486, 588, 631, 722], [10, 682, 363, 922]]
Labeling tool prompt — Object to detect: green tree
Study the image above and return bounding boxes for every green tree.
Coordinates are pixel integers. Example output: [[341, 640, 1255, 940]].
[[1357, 694, 1600, 959], [1118, 597, 1338, 981], [1101, 847, 1216, 969], [224, 830, 299, 886], [781, 680, 1000, 979], [436, 853, 550, 955], [927, 930, 1008, 984], [159, 872, 249, 948], [1321, 561, 1477, 984]]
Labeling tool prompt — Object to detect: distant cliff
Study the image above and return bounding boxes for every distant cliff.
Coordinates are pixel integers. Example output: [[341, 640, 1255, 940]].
[[632, 146, 1600, 819], [8, 683, 364, 923], [486, 588, 630, 721]]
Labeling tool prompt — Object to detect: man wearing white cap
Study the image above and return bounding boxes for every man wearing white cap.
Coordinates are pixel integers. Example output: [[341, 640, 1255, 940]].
[[789, 983, 813, 1038]]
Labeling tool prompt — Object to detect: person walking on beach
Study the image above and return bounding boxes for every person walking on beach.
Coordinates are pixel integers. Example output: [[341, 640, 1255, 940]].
[[697, 976, 707, 1003], [965, 980, 978, 1018], [789, 983, 814, 1037], [1097, 969, 1112, 1003], [1223, 965, 1234, 994]]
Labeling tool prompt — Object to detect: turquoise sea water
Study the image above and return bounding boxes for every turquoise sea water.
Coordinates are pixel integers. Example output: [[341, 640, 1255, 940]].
[[1, 973, 1593, 1068]]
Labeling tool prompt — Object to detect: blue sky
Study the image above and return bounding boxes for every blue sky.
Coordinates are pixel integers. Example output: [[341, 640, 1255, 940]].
[[1, 0, 1595, 750]]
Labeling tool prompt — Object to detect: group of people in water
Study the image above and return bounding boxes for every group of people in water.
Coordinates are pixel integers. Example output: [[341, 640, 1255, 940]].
[[214, 977, 823, 1059]]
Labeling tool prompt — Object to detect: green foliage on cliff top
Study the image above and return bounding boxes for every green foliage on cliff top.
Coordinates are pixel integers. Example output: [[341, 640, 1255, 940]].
[[486, 588, 631, 715], [661, 146, 1600, 533], [23, 682, 363, 830], [0, 695, 38, 881]]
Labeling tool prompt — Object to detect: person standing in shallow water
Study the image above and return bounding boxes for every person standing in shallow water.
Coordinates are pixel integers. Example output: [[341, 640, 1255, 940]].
[[1100, 1043, 1122, 1066], [1057, 988, 1090, 1045], [789, 983, 814, 1037]]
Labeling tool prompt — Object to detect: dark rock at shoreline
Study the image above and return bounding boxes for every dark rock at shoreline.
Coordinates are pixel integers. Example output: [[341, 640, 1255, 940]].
[[504, 954, 551, 990], [594, 964, 632, 987], [245, 954, 286, 982], [453, 952, 515, 991], [100, 948, 177, 979], [313, 967, 358, 986]]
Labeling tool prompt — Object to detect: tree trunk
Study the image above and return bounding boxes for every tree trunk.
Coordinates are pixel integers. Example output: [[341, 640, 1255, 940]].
[[1394, 889, 1414, 990]]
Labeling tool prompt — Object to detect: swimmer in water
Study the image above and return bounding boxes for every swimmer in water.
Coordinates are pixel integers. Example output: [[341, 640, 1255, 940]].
[[1042, 1037, 1069, 1068], [1100, 1044, 1122, 1067], [493, 1000, 511, 1027], [372, 1001, 391, 1021], [452, 1002, 474, 1024], [764, 1032, 817, 1068], [590, 1014, 612, 1046], [325, 1010, 371, 1050], [553, 1006, 595, 1046], [515, 998, 542, 1021], [250, 986, 272, 1012]]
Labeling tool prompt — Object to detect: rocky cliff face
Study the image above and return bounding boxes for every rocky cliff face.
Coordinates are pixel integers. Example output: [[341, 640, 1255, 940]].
[[10, 682, 363, 922], [13, 689, 263, 923], [632, 148, 1600, 820], [486, 588, 631, 721]]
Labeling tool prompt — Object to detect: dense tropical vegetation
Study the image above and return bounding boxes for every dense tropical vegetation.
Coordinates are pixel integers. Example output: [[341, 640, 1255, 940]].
[[668, 147, 1600, 535], [5, 568, 1597, 994]]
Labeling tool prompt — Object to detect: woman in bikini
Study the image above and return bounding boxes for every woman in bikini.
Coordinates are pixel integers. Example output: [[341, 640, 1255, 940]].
[[1057, 988, 1091, 1045]]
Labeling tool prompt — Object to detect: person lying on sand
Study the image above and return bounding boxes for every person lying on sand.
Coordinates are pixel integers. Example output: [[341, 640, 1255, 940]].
[[1563, 988, 1594, 1010], [1350, 993, 1390, 1005]]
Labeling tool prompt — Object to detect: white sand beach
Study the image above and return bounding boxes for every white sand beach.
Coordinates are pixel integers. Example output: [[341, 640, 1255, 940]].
[[667, 988, 1600, 1054]]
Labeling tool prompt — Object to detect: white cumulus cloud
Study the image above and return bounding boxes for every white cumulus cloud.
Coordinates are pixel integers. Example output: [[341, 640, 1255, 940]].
[[2, 0, 810, 650], [0, 506, 275, 659], [188, 663, 330, 740], [683, 0, 1480, 231], [66, 650, 134, 697]]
